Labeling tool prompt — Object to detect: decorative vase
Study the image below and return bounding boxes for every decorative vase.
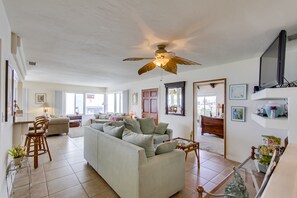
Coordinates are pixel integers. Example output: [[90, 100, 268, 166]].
[[13, 157, 22, 166], [270, 109, 276, 119], [264, 103, 283, 118]]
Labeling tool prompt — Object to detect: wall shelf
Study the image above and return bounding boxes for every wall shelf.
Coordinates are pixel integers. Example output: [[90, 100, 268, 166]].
[[251, 87, 297, 100], [251, 114, 288, 130]]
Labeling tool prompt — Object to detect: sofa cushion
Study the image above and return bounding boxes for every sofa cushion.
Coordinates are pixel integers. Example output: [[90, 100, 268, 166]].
[[152, 134, 170, 145], [122, 129, 155, 158], [90, 123, 104, 131], [124, 118, 142, 133], [103, 124, 125, 139], [154, 122, 169, 135], [138, 117, 155, 134], [109, 121, 124, 127], [155, 141, 178, 155], [99, 114, 109, 119]]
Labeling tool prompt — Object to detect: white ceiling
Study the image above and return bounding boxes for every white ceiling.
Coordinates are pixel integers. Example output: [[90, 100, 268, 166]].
[[3, 0, 297, 87]]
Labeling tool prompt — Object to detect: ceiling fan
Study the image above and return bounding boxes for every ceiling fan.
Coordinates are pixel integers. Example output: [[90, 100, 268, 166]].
[[123, 44, 201, 75]]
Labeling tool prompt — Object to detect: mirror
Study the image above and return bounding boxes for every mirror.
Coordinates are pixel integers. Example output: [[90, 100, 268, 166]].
[[165, 81, 185, 116]]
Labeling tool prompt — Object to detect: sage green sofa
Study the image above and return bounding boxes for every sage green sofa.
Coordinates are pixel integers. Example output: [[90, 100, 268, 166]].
[[47, 117, 69, 135], [84, 120, 185, 198]]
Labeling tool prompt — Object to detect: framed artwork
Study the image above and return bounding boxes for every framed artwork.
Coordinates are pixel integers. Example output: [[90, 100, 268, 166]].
[[5, 60, 14, 122], [229, 84, 247, 100], [35, 93, 46, 104], [132, 92, 138, 105], [231, 106, 246, 122]]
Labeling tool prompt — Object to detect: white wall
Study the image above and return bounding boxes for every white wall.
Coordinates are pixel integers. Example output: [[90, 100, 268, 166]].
[[23, 81, 106, 119], [0, 1, 18, 196], [107, 51, 297, 162]]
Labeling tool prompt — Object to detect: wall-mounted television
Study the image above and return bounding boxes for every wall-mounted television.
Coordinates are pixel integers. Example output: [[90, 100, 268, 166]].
[[259, 30, 287, 89]]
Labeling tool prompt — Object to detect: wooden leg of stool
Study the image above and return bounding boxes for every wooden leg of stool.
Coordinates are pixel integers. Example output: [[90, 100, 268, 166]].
[[44, 136, 52, 161], [40, 137, 45, 150], [34, 137, 39, 169], [24, 136, 28, 148], [26, 137, 31, 157]]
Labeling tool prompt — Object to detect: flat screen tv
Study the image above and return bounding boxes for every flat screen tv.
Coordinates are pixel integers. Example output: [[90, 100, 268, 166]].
[[259, 30, 287, 89]]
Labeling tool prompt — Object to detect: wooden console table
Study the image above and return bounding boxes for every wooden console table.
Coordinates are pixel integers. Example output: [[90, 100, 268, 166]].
[[200, 115, 224, 138], [67, 115, 82, 127]]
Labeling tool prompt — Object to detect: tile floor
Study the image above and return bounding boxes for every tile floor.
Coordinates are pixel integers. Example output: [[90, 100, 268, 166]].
[[9, 135, 239, 198]]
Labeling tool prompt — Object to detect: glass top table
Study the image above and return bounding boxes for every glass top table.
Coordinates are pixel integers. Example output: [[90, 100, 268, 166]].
[[198, 156, 265, 197]]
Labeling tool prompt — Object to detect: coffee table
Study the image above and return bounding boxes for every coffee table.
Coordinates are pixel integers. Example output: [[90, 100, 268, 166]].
[[167, 137, 200, 168]]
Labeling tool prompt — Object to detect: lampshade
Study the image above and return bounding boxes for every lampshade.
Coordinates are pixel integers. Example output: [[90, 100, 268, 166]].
[[41, 102, 49, 113]]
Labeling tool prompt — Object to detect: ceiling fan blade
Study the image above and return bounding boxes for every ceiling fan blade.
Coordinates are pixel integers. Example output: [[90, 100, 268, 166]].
[[162, 59, 177, 74], [138, 62, 156, 75], [123, 57, 154, 61], [171, 56, 201, 65]]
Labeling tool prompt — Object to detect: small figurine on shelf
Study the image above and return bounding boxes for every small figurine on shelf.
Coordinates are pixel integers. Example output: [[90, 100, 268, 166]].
[[8, 145, 26, 166]]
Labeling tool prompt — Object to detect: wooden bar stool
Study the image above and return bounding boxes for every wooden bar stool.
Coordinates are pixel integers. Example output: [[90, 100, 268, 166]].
[[28, 115, 46, 131], [24, 118, 52, 169]]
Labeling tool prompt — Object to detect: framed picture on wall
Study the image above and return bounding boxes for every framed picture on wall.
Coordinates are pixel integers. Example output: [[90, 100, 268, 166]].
[[5, 60, 14, 122], [35, 93, 46, 104], [229, 84, 247, 100], [231, 106, 246, 122]]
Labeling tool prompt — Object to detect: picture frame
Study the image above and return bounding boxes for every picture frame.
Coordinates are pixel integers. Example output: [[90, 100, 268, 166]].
[[231, 106, 246, 122], [5, 60, 14, 122], [35, 93, 46, 104], [132, 92, 138, 105], [229, 84, 247, 100]]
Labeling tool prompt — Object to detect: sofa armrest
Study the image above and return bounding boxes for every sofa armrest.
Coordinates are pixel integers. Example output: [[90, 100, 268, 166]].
[[49, 117, 69, 124], [165, 128, 173, 139]]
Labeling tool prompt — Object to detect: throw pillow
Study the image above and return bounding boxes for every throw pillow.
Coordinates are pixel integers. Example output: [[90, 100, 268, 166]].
[[103, 124, 125, 139], [155, 141, 178, 155], [122, 129, 155, 158], [124, 118, 142, 133], [99, 115, 107, 119], [109, 121, 124, 127], [154, 122, 169, 135], [94, 114, 100, 119], [90, 123, 104, 131], [138, 117, 155, 134]]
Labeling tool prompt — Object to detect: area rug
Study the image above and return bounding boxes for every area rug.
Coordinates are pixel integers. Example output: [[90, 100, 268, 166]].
[[196, 132, 224, 155], [68, 126, 85, 138]]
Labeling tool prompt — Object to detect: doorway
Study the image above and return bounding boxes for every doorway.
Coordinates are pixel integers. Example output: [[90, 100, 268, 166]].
[[193, 79, 226, 157], [142, 88, 158, 124]]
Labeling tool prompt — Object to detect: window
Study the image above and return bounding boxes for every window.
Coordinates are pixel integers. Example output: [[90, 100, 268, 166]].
[[65, 92, 104, 115], [197, 96, 217, 121], [85, 93, 104, 114], [107, 92, 123, 113], [65, 93, 84, 115]]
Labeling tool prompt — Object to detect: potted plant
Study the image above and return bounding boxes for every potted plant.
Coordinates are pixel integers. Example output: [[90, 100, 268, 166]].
[[258, 155, 272, 173], [8, 145, 26, 165]]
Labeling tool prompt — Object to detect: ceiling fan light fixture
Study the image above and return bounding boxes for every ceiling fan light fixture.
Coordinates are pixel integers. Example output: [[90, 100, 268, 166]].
[[123, 44, 200, 75], [153, 58, 170, 67]]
